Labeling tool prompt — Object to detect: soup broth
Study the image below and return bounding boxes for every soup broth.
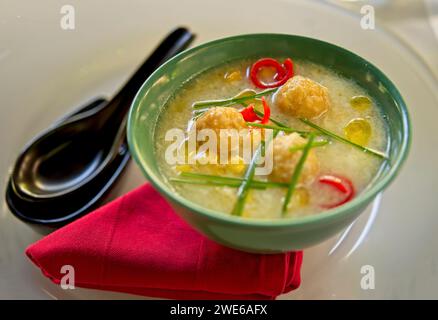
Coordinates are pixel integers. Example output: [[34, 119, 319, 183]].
[[155, 59, 387, 219]]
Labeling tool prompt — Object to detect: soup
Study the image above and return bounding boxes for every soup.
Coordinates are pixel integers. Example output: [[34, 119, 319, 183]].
[[155, 57, 387, 219]]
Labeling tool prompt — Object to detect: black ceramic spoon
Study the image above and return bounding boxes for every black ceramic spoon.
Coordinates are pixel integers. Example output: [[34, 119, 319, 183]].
[[6, 27, 195, 228]]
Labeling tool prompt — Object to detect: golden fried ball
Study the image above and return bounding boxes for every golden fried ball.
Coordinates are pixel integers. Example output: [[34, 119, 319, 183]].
[[195, 107, 247, 134], [267, 133, 320, 184], [194, 107, 249, 156], [275, 75, 330, 119]]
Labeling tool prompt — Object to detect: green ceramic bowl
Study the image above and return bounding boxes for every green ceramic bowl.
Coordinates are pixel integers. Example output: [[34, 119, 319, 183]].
[[128, 34, 411, 253]]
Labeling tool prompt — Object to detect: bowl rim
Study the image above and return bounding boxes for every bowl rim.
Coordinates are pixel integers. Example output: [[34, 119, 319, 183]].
[[127, 33, 411, 228]]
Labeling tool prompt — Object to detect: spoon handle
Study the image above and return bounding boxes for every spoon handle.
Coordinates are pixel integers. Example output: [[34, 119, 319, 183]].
[[102, 27, 195, 124]]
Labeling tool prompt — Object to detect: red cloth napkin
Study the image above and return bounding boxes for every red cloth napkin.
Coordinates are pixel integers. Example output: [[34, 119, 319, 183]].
[[26, 184, 303, 300]]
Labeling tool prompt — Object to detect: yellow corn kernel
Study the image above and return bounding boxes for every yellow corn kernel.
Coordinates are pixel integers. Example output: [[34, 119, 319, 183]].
[[344, 118, 372, 146], [216, 165, 227, 175], [225, 156, 247, 175], [228, 164, 246, 175], [224, 70, 242, 82], [350, 95, 371, 111], [200, 163, 225, 175], [175, 165, 192, 173]]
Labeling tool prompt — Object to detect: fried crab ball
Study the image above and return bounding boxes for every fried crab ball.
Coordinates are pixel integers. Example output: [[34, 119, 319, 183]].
[[195, 107, 247, 134], [267, 133, 320, 184], [193, 107, 253, 157], [275, 75, 330, 119]]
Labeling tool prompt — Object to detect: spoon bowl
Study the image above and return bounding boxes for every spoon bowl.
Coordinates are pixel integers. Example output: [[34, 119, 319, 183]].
[[6, 98, 130, 229], [12, 104, 124, 199], [6, 27, 195, 227]]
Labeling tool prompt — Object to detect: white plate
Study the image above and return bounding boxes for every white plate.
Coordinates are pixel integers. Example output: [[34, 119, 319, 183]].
[[1, 0, 437, 299]]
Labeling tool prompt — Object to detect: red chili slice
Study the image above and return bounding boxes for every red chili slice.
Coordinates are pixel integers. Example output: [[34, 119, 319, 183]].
[[319, 175, 355, 208], [250, 58, 294, 89], [239, 97, 271, 124], [240, 104, 260, 122], [260, 96, 270, 124]]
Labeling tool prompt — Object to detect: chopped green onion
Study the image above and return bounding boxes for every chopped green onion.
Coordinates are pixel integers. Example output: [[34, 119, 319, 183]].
[[192, 111, 205, 121], [299, 118, 388, 160], [181, 171, 240, 182], [170, 178, 267, 189], [192, 88, 277, 110], [289, 139, 329, 152], [231, 130, 279, 216], [253, 109, 289, 128], [282, 133, 315, 216], [173, 172, 289, 188], [245, 122, 309, 135], [181, 172, 288, 187]]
